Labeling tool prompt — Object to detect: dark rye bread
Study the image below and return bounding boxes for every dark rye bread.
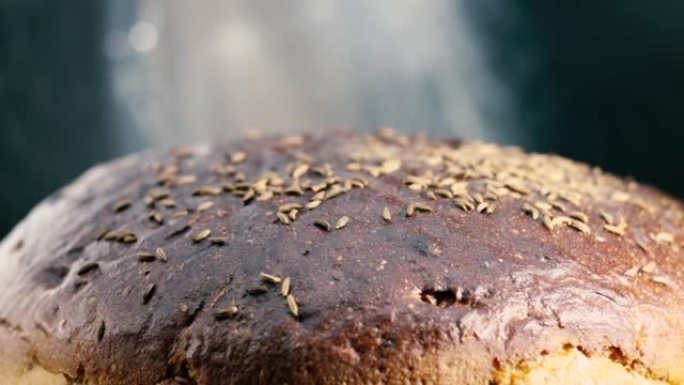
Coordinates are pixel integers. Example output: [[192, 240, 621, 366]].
[[0, 130, 683, 384]]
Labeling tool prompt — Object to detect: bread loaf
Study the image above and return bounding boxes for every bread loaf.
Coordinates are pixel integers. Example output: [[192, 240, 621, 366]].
[[1, 130, 682, 384]]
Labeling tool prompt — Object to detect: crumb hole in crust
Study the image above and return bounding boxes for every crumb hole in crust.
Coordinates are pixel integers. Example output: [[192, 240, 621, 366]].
[[420, 287, 457, 308]]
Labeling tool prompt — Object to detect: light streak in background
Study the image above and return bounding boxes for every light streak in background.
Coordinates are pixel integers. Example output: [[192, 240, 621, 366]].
[[106, 1, 514, 148]]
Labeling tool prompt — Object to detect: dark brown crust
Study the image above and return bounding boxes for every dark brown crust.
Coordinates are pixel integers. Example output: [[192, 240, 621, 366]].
[[0, 130, 683, 384]]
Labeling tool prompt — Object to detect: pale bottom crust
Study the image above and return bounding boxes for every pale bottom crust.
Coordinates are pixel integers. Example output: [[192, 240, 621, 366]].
[[2, 348, 678, 385], [2, 366, 66, 385], [494, 348, 672, 385]]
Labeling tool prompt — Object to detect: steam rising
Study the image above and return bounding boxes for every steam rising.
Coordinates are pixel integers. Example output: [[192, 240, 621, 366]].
[[111, 1, 510, 147]]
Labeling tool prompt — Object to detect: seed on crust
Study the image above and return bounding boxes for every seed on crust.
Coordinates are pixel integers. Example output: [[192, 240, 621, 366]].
[[277, 212, 291, 225], [246, 286, 268, 295], [77, 262, 99, 276], [611, 191, 630, 202], [193, 186, 222, 197], [325, 185, 345, 200], [155, 247, 168, 262], [242, 189, 256, 203], [406, 203, 416, 218], [292, 164, 310, 179], [380, 158, 401, 174], [197, 201, 215, 212], [569, 211, 589, 224], [260, 272, 282, 284], [642, 261, 657, 274], [285, 182, 304, 196], [230, 151, 247, 164], [454, 198, 474, 212], [652, 275, 677, 289], [542, 215, 555, 231], [414, 203, 432, 213], [193, 229, 211, 243], [114, 200, 132, 213], [523, 202, 539, 220], [434, 189, 453, 199], [600, 211, 615, 225], [176, 174, 197, 185], [286, 294, 299, 318], [382, 207, 392, 222], [137, 251, 156, 263], [120, 233, 138, 244], [159, 198, 177, 209], [172, 210, 189, 218], [279, 203, 303, 212], [569, 219, 591, 235], [335, 216, 350, 229], [214, 306, 239, 320], [604, 223, 627, 236], [653, 232, 674, 244], [168, 224, 191, 238], [149, 211, 164, 225], [143, 283, 157, 304], [281, 277, 291, 297], [148, 189, 170, 201], [288, 209, 299, 221], [623, 265, 640, 277]]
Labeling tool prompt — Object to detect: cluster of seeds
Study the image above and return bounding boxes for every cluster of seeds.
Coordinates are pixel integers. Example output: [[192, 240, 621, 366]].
[[358, 130, 682, 249], [91, 130, 683, 320], [98, 230, 138, 244], [522, 202, 591, 235], [212, 272, 299, 320], [271, 169, 368, 226], [260, 272, 299, 318], [160, 153, 371, 228], [310, 216, 352, 232], [405, 202, 433, 218], [136, 247, 168, 263]]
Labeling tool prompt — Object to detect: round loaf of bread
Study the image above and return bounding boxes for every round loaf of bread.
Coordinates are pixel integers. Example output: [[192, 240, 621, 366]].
[[1, 130, 683, 385]]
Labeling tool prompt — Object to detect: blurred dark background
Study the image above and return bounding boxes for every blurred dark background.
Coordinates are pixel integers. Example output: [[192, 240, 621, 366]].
[[1, 0, 683, 237]]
